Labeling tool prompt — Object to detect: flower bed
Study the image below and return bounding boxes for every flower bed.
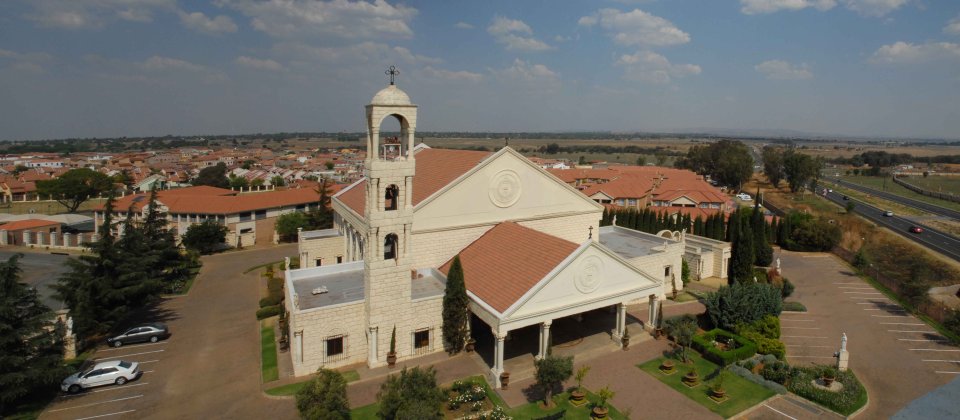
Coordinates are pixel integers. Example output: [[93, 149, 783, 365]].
[[691, 329, 757, 366], [787, 367, 867, 416], [446, 377, 501, 418]]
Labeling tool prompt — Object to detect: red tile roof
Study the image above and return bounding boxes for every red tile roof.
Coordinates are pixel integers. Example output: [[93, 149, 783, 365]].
[[438, 222, 579, 313], [100, 185, 319, 215], [0, 219, 59, 230], [581, 174, 655, 199], [336, 148, 491, 215]]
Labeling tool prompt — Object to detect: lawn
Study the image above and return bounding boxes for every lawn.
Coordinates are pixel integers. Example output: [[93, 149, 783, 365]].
[[638, 352, 775, 418], [265, 370, 360, 396], [506, 389, 629, 420], [261, 318, 278, 383]]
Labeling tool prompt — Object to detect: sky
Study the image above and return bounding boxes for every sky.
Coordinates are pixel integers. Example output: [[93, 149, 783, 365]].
[[1, 0, 959, 141]]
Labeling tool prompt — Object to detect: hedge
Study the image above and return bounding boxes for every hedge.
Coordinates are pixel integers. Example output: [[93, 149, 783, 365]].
[[787, 366, 868, 416], [742, 331, 786, 360], [691, 329, 757, 366], [727, 365, 787, 394], [257, 305, 281, 320], [260, 295, 282, 308]]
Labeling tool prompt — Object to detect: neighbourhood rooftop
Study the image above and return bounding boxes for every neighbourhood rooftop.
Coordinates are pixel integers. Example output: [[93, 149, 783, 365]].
[[598, 225, 675, 260]]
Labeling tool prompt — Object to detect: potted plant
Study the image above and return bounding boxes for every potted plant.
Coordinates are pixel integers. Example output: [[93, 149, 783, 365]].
[[660, 359, 675, 374], [571, 366, 590, 403], [621, 329, 630, 350], [386, 325, 397, 367], [592, 386, 614, 419], [711, 371, 726, 399], [499, 371, 510, 390], [821, 366, 837, 387], [465, 337, 476, 353], [682, 368, 700, 386]]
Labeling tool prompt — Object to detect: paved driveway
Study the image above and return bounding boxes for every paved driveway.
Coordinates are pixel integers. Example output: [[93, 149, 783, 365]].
[[775, 251, 957, 419], [0, 249, 70, 310], [40, 245, 299, 420]]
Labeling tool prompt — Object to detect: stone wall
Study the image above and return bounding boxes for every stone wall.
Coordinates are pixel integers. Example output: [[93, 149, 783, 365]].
[[299, 234, 346, 268], [289, 301, 367, 376]]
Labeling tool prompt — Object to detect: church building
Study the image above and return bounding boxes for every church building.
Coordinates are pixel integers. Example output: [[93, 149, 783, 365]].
[[283, 77, 718, 388]]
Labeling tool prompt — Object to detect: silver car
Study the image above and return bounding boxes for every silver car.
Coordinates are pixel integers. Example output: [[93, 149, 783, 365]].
[[61, 360, 140, 393]]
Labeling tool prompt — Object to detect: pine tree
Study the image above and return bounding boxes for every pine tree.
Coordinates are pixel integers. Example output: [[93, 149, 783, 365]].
[[728, 214, 756, 284], [752, 196, 773, 267], [442, 256, 469, 353], [141, 186, 192, 294], [0, 255, 68, 414], [600, 208, 610, 226], [694, 216, 704, 236]]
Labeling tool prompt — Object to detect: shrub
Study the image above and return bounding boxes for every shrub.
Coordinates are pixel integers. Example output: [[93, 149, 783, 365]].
[[742, 332, 786, 360], [727, 365, 788, 394], [780, 278, 795, 299], [268, 276, 283, 293], [737, 315, 780, 339], [181, 220, 228, 254], [787, 366, 868, 416], [260, 295, 282, 308], [781, 212, 841, 252], [782, 301, 807, 312], [944, 310, 960, 339], [256, 305, 281, 320], [760, 360, 792, 384], [295, 368, 349, 420], [377, 367, 445, 420], [703, 282, 783, 331], [691, 329, 757, 366]]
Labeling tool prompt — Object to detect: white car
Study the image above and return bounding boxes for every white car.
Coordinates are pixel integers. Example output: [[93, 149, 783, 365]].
[[737, 193, 753, 201], [884, 210, 894, 217], [61, 360, 140, 393]]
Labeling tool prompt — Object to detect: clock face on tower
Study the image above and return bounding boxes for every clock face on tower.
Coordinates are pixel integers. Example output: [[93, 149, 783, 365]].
[[488, 170, 522, 208]]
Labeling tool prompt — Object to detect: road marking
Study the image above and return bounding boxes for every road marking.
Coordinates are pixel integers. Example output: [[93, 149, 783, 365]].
[[833, 282, 864, 285], [46, 395, 143, 412], [781, 335, 827, 339], [851, 297, 888, 300], [785, 345, 832, 348], [91, 383, 149, 394], [872, 315, 911, 318], [788, 355, 836, 359], [900, 339, 949, 342], [936, 371, 960, 374], [838, 286, 875, 289], [95, 350, 164, 361], [911, 349, 960, 352], [923, 360, 960, 363], [863, 309, 882, 311], [138, 360, 159, 364], [75, 410, 136, 420], [880, 323, 926, 326], [844, 292, 883, 295], [763, 403, 799, 420], [888, 330, 937, 333], [781, 327, 821, 330], [97, 342, 166, 352], [780, 319, 816, 322], [142, 370, 153, 374]]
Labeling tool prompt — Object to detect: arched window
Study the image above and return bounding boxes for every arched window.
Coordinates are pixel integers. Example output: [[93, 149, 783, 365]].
[[385, 185, 399, 211], [384, 234, 399, 260]]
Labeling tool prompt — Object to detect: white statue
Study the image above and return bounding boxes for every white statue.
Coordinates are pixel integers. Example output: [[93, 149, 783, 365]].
[[66, 316, 73, 333], [612, 215, 617, 226], [775, 257, 781, 274], [284, 256, 291, 271], [841, 333, 847, 352]]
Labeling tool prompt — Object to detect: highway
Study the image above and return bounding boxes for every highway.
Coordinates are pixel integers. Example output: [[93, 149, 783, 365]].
[[825, 177, 960, 221], [821, 191, 960, 262]]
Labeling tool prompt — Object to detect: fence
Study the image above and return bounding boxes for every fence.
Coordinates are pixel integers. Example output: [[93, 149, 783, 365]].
[[892, 176, 960, 204], [0, 230, 94, 252], [832, 246, 956, 324]]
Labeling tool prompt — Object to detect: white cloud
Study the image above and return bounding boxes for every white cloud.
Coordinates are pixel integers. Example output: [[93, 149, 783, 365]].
[[179, 11, 238, 35], [24, 0, 176, 29], [871, 41, 960, 64], [140, 56, 207, 72], [842, 0, 909, 17], [487, 16, 553, 52], [740, 0, 837, 14], [495, 59, 559, 83], [0, 49, 54, 73], [392, 47, 442, 65], [945, 15, 960, 36], [578, 8, 690, 47], [422, 66, 483, 82], [236, 56, 284, 71], [755, 60, 813, 80], [219, 0, 417, 39], [616, 51, 701, 84], [454, 22, 474, 29]]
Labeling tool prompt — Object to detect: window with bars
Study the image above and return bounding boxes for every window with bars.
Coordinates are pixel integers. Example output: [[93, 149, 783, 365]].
[[325, 335, 346, 362], [412, 329, 431, 355]]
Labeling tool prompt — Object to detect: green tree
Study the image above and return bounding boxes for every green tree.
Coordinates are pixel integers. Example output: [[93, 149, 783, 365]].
[[681, 259, 691, 283], [251, 178, 266, 188], [0, 255, 68, 415], [229, 175, 249, 190], [845, 201, 856, 213], [275, 212, 309, 242], [783, 150, 821, 193], [193, 163, 230, 188], [761, 146, 785, 188], [636, 155, 647, 166], [181, 220, 228, 254], [304, 181, 334, 230], [325, 161, 335, 170], [534, 355, 574, 408], [36, 168, 113, 213], [295, 368, 350, 420], [442, 256, 469, 353], [752, 197, 773, 267], [377, 367, 445, 420], [140, 187, 193, 294], [664, 314, 698, 362], [271, 175, 286, 187], [703, 282, 783, 331], [675, 140, 753, 189], [728, 211, 755, 284], [12, 165, 29, 175]]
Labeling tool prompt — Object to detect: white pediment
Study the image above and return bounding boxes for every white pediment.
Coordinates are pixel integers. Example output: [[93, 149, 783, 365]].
[[413, 148, 603, 231], [500, 242, 661, 328]]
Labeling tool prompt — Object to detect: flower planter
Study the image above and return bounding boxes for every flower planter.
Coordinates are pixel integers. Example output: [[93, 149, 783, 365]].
[[660, 359, 675, 373], [621, 336, 630, 350], [570, 389, 586, 403], [821, 375, 835, 387], [711, 387, 726, 399], [499, 372, 510, 390], [465, 339, 476, 353], [592, 406, 609, 419], [386, 352, 397, 367], [682, 370, 700, 386], [654, 328, 664, 340]]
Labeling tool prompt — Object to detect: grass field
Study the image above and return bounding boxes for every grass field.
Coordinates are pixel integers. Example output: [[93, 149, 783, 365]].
[[261, 318, 278, 383], [897, 175, 960, 195], [638, 352, 775, 419], [839, 176, 960, 212], [0, 198, 107, 215], [264, 370, 360, 396]]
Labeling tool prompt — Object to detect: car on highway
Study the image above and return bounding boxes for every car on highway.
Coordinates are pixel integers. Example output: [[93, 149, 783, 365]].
[[736, 193, 752, 201], [909, 225, 924, 234], [842, 195, 849, 200], [884, 210, 894, 217], [61, 360, 140, 393], [107, 323, 169, 347]]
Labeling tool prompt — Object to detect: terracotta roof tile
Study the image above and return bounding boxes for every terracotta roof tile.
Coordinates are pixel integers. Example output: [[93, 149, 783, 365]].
[[438, 222, 579, 313], [336, 148, 491, 215], [99, 185, 318, 215], [0, 219, 59, 230]]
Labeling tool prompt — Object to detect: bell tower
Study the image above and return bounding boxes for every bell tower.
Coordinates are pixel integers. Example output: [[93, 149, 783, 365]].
[[362, 66, 418, 367]]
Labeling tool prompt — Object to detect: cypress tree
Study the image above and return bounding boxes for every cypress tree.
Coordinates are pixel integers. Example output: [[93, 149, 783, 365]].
[[728, 214, 756, 284], [442, 255, 469, 353], [694, 216, 704, 236], [752, 197, 773, 267]]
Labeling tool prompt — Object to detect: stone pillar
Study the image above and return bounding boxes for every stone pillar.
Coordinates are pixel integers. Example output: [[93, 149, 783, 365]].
[[23, 231, 31, 246], [837, 333, 849, 371], [648, 294, 659, 330], [36, 231, 45, 246], [293, 330, 303, 367], [49, 232, 58, 247], [63, 232, 72, 248], [615, 303, 627, 342], [492, 331, 506, 388], [0, 230, 6, 246], [117, 223, 125, 238], [537, 321, 552, 360], [368, 326, 379, 367]]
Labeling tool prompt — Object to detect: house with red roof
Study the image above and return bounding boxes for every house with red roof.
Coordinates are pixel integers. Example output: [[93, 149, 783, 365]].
[[0, 218, 61, 246], [283, 83, 698, 386]]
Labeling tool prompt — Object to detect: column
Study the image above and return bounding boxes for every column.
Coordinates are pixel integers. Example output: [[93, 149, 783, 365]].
[[614, 303, 627, 343], [63, 232, 72, 248], [368, 326, 379, 367], [49, 232, 58, 247], [0, 230, 7, 246], [648, 294, 659, 330], [492, 330, 506, 388], [36, 232, 45, 246], [537, 321, 552, 360], [23, 231, 31, 246]]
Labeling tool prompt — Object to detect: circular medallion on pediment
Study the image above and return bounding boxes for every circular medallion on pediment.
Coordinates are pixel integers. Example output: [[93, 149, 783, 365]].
[[575, 255, 604, 294], [489, 170, 522, 208]]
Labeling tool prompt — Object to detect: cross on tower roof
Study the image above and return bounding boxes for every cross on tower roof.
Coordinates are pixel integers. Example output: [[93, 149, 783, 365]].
[[385, 65, 399, 85]]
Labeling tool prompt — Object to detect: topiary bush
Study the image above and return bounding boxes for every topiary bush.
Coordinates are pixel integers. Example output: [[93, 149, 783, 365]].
[[691, 329, 757, 366], [782, 301, 807, 312], [742, 332, 786, 360], [727, 364, 788, 394], [256, 305, 281, 320], [760, 360, 793, 384], [703, 282, 783, 331]]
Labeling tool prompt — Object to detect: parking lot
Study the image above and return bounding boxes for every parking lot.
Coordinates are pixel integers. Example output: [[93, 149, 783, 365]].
[[761, 251, 958, 419]]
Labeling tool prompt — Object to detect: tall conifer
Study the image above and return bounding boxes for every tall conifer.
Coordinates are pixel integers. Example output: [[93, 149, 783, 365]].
[[442, 256, 469, 353]]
